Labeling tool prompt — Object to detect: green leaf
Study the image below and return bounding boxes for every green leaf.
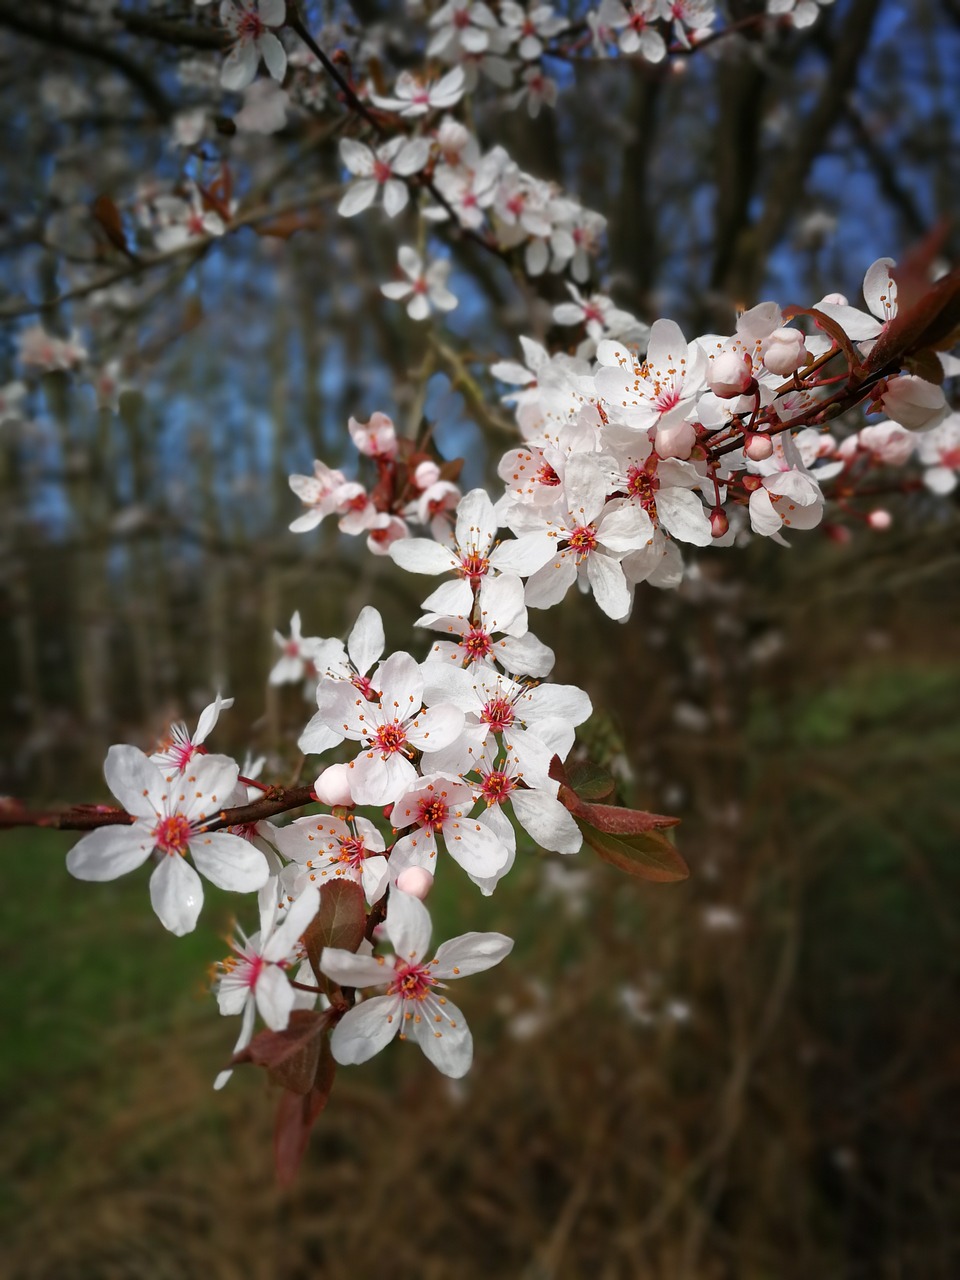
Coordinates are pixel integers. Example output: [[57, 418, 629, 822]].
[[564, 760, 616, 802]]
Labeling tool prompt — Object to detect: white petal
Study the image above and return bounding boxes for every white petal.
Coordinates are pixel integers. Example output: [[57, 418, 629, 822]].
[[176, 755, 240, 824], [390, 538, 458, 574], [263, 883, 320, 961], [104, 744, 165, 818], [298, 711, 344, 755], [258, 31, 287, 83], [392, 137, 431, 176], [149, 854, 204, 935], [194, 694, 233, 746], [339, 138, 374, 176], [347, 605, 384, 676], [405, 702, 465, 752], [432, 931, 514, 978], [656, 487, 713, 546], [191, 831, 269, 892], [386, 889, 432, 961], [220, 40, 258, 92], [383, 180, 409, 218], [255, 965, 296, 1031], [320, 947, 392, 988], [443, 815, 511, 879], [258, 0, 286, 24], [330, 995, 401, 1064], [410, 996, 473, 1077], [337, 179, 378, 217], [511, 788, 583, 853], [66, 823, 154, 881]]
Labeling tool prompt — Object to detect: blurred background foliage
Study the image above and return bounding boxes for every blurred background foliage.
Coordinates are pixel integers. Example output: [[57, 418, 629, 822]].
[[1, 1, 959, 1276]]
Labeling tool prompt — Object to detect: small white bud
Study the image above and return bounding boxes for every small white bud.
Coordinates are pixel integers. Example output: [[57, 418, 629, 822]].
[[314, 763, 354, 807], [395, 867, 434, 900], [763, 328, 810, 377], [708, 350, 754, 399]]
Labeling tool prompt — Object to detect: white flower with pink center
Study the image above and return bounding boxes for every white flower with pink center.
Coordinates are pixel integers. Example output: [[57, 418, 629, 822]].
[[418, 575, 555, 678], [813, 256, 897, 349], [372, 67, 466, 117], [220, 0, 287, 93], [320, 651, 465, 805], [299, 606, 385, 756], [746, 435, 825, 541], [337, 135, 432, 219], [523, 453, 651, 621], [390, 487, 555, 620], [67, 746, 269, 936], [275, 814, 389, 904], [319, 889, 514, 1077], [213, 882, 320, 1088], [597, 0, 667, 62], [348, 411, 398, 460], [269, 611, 322, 688], [150, 693, 234, 774], [389, 773, 511, 883], [381, 246, 459, 322], [288, 459, 349, 533], [553, 282, 642, 346], [594, 318, 707, 444]]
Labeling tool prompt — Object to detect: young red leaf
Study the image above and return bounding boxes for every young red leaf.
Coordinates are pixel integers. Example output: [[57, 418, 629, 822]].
[[302, 879, 367, 982], [575, 818, 690, 883], [273, 1040, 336, 1188], [563, 760, 616, 802], [233, 1009, 331, 1095]]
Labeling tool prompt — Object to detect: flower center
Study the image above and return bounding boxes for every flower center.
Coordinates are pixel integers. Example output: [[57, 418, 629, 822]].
[[481, 771, 515, 806], [535, 462, 560, 487], [337, 836, 368, 869], [373, 158, 393, 184], [154, 813, 192, 857], [352, 673, 375, 699], [626, 463, 660, 511], [461, 627, 492, 660], [389, 960, 437, 1001], [417, 797, 449, 830], [374, 720, 408, 756], [567, 523, 598, 556], [458, 551, 489, 581], [237, 12, 266, 39], [481, 696, 515, 732]]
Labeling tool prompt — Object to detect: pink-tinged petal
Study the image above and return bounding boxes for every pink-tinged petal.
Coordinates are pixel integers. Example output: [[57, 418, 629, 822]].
[[432, 931, 514, 979], [511, 788, 583, 853], [150, 853, 204, 935], [66, 822, 154, 881], [258, 31, 287, 82], [409, 996, 473, 1077], [258, 0, 286, 25], [263, 883, 320, 962], [103, 744, 165, 819], [220, 40, 258, 92], [863, 256, 897, 322], [563, 453, 608, 526], [385, 888, 432, 961], [320, 947, 392, 988], [214, 998, 256, 1090], [361, 855, 390, 905], [405, 702, 464, 752], [337, 179, 378, 217], [347, 606, 384, 675], [190, 831, 269, 892], [289, 509, 325, 533], [390, 538, 458, 574], [339, 138, 374, 176], [255, 965, 296, 1031], [383, 179, 409, 219], [175, 755, 240, 824], [330, 995, 402, 1065], [443, 814, 511, 879]]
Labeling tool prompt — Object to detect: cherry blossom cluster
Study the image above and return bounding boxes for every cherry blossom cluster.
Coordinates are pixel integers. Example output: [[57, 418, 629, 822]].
[[287, 410, 464, 553]]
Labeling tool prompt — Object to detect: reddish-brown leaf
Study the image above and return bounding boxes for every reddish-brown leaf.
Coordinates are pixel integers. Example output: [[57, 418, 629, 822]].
[[91, 195, 135, 259], [303, 879, 367, 982], [860, 266, 960, 379], [564, 760, 616, 802], [273, 1040, 336, 1187], [575, 818, 690, 883], [233, 1009, 331, 1095]]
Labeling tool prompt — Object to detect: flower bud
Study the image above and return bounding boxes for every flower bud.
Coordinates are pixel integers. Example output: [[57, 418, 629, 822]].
[[741, 473, 763, 492], [744, 432, 774, 461], [395, 867, 434, 900], [654, 420, 697, 460], [867, 509, 892, 530], [708, 350, 754, 399], [414, 459, 441, 489], [762, 328, 809, 377], [710, 509, 729, 538], [879, 375, 947, 431], [314, 763, 354, 807]]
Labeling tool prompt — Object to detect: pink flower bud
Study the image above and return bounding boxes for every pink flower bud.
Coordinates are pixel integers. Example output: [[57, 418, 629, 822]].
[[824, 523, 852, 545], [395, 867, 434, 900], [414, 459, 441, 489], [744, 432, 774, 461], [348, 411, 398, 459], [708, 350, 754, 399], [879, 375, 947, 431], [654, 420, 697, 460], [867, 509, 892, 530], [313, 763, 354, 807], [742, 473, 763, 492], [710, 509, 729, 538], [762, 328, 809, 377]]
